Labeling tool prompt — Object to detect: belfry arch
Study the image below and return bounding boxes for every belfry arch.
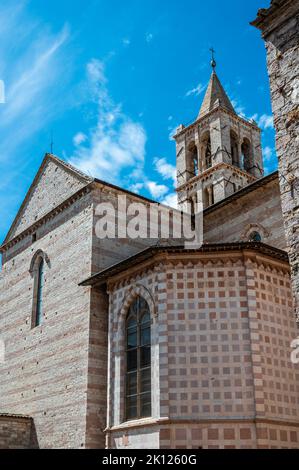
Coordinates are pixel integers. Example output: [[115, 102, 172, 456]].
[[200, 131, 212, 171], [230, 130, 239, 167], [187, 141, 199, 177], [241, 137, 253, 173]]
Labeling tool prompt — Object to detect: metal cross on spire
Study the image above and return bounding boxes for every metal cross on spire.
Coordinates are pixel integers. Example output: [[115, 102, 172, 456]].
[[210, 47, 216, 71]]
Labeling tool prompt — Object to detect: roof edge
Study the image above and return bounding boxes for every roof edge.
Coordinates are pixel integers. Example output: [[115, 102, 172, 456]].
[[79, 241, 289, 287], [203, 171, 278, 215], [2, 153, 93, 246]]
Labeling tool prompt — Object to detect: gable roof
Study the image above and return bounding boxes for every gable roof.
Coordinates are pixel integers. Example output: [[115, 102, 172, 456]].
[[1, 153, 162, 251], [198, 71, 236, 118], [2, 153, 93, 245]]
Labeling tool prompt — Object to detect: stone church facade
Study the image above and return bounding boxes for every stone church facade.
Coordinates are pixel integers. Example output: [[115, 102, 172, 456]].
[[0, 1, 299, 449]]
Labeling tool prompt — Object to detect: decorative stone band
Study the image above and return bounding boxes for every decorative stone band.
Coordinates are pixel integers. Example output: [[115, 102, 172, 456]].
[[174, 104, 260, 140], [176, 161, 256, 192], [105, 416, 299, 434]]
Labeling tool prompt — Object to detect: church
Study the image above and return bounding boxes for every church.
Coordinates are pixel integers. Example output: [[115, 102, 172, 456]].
[[0, 50, 299, 448]]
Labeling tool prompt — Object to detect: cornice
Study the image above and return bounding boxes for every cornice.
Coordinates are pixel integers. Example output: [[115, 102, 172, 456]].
[[84, 243, 290, 289], [174, 105, 260, 140], [105, 415, 299, 433], [0, 184, 93, 253], [176, 162, 256, 192]]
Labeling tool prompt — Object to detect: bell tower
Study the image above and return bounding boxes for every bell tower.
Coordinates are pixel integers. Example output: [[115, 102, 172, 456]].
[[174, 52, 264, 213]]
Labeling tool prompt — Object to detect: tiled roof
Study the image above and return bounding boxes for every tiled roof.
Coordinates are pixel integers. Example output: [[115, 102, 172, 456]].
[[80, 241, 289, 287]]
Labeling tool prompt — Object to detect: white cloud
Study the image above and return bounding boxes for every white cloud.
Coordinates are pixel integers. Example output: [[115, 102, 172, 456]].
[[249, 113, 258, 122], [146, 181, 168, 199], [129, 180, 169, 200], [263, 146, 273, 162], [0, 80, 5, 104], [168, 125, 178, 141], [73, 132, 87, 146], [87, 58, 107, 85], [186, 83, 205, 97], [231, 98, 245, 117], [0, 1, 72, 168], [129, 182, 144, 193], [161, 192, 178, 208], [258, 114, 274, 129], [154, 157, 176, 185], [4, 26, 69, 125], [249, 113, 274, 130], [69, 59, 147, 183], [146, 33, 153, 43], [122, 38, 131, 46], [0, 1, 77, 240]]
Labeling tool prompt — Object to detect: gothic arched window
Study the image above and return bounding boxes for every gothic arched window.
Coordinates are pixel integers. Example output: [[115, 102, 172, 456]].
[[30, 251, 47, 328], [230, 130, 239, 167], [205, 137, 212, 169], [241, 138, 252, 173], [125, 296, 151, 421], [35, 258, 44, 327], [187, 142, 198, 177]]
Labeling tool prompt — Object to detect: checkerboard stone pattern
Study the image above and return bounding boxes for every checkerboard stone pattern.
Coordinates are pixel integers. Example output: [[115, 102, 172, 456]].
[[106, 251, 299, 449]]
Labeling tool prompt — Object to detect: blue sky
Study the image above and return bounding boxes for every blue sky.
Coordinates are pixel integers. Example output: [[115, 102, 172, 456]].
[[0, 0, 276, 242]]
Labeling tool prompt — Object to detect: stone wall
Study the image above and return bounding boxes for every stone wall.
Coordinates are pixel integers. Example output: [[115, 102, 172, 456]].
[[0, 191, 95, 448], [0, 157, 172, 449], [106, 248, 299, 448], [0, 415, 38, 449], [203, 174, 286, 250], [252, 0, 299, 320], [91, 184, 157, 274]]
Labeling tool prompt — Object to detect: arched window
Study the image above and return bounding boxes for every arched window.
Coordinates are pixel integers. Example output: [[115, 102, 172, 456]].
[[230, 130, 239, 167], [205, 136, 212, 169], [241, 138, 252, 173], [126, 296, 151, 421], [249, 231, 262, 242], [30, 252, 47, 329], [187, 142, 198, 177], [35, 258, 44, 326], [193, 157, 198, 176]]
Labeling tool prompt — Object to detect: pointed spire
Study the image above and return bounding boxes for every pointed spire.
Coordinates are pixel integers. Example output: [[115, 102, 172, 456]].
[[198, 70, 236, 119]]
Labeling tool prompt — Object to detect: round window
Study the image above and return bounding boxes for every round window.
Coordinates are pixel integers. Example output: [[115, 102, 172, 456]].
[[249, 231, 262, 242]]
